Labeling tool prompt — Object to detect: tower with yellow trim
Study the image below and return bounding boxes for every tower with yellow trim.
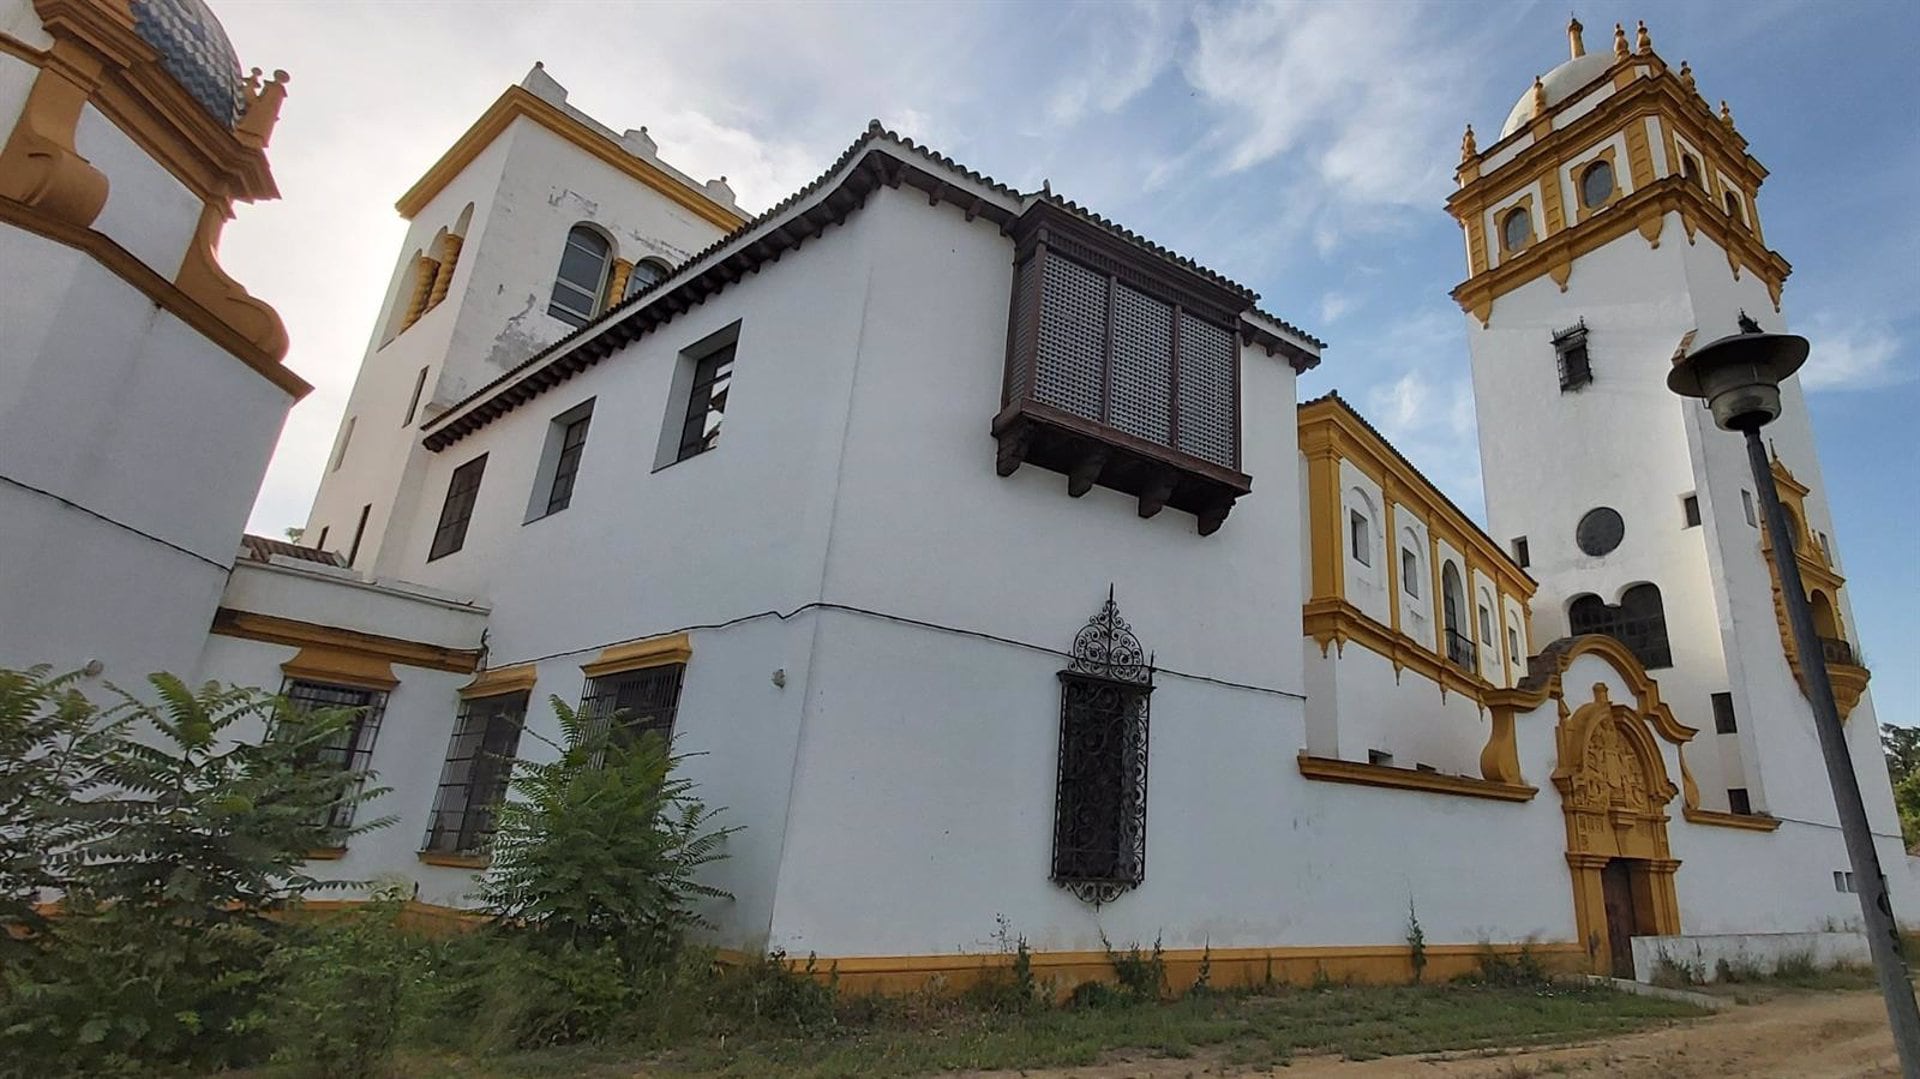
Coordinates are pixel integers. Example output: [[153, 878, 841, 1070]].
[[1452, 18, 1891, 852]]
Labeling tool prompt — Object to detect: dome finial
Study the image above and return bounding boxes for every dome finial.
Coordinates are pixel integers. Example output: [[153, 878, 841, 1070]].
[[1679, 60, 1695, 93], [1461, 123, 1477, 162], [1613, 22, 1630, 60], [1568, 14, 1586, 59], [1531, 76, 1549, 119], [1635, 19, 1652, 53]]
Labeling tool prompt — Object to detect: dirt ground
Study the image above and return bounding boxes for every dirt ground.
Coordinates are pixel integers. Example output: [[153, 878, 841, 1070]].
[[957, 989, 1900, 1079]]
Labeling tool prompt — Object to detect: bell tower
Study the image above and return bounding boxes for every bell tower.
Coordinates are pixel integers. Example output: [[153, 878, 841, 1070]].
[[1450, 18, 1886, 833]]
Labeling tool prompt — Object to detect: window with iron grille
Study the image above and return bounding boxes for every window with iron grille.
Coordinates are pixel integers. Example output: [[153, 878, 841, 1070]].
[[996, 205, 1254, 535], [423, 692, 528, 856], [1711, 692, 1737, 734], [580, 664, 685, 746], [545, 411, 592, 515], [1553, 321, 1591, 391], [1569, 583, 1672, 669], [1051, 591, 1152, 906], [675, 344, 734, 463], [428, 453, 487, 560], [282, 679, 387, 832]]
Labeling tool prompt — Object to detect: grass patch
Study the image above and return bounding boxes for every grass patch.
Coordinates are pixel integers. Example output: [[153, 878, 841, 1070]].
[[361, 982, 1702, 1079]]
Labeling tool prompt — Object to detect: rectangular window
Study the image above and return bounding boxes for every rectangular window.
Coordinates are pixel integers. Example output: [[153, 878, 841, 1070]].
[[1478, 604, 1494, 644], [428, 454, 487, 561], [1052, 667, 1151, 899], [1683, 494, 1701, 528], [1349, 510, 1370, 566], [1368, 749, 1394, 767], [676, 343, 735, 463], [282, 679, 387, 832], [1742, 489, 1757, 527], [1401, 549, 1419, 597], [580, 664, 686, 746], [347, 503, 371, 567], [1834, 870, 1857, 894], [545, 410, 593, 516], [1728, 788, 1752, 815], [403, 366, 430, 426], [315, 525, 329, 551], [1512, 536, 1530, 568], [423, 691, 528, 856], [1508, 627, 1520, 663], [1819, 532, 1833, 564], [330, 416, 356, 472], [1553, 321, 1591, 391], [1711, 692, 1737, 734]]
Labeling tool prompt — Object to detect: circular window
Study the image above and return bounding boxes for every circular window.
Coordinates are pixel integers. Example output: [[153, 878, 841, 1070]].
[[1576, 507, 1625, 557], [1579, 160, 1614, 209], [1501, 207, 1531, 252]]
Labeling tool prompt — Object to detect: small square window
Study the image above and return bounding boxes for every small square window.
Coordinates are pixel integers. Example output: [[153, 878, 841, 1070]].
[[1401, 549, 1419, 597], [1682, 494, 1701, 528], [1741, 489, 1757, 527], [1350, 510, 1371, 567], [1553, 322, 1592, 392], [1728, 788, 1752, 815], [1512, 536, 1530, 568], [1835, 870, 1847, 892], [1711, 692, 1737, 734]]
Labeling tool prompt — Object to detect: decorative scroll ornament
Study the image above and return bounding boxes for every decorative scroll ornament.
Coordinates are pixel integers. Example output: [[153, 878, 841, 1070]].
[[1052, 588, 1154, 906], [1065, 587, 1152, 686]]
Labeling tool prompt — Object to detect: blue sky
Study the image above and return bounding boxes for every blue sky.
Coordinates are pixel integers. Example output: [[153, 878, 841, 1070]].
[[220, 0, 1917, 725]]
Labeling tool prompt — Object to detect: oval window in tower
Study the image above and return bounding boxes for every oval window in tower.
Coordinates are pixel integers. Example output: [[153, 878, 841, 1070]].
[[1576, 506, 1626, 557], [1501, 207, 1531, 252], [1579, 159, 1614, 209]]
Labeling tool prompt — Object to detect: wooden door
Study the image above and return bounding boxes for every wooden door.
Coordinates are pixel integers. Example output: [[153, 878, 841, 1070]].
[[1601, 860, 1639, 979]]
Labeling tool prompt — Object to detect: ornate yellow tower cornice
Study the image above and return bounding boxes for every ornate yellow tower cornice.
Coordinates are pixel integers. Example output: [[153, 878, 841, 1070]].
[[1447, 22, 1790, 326]]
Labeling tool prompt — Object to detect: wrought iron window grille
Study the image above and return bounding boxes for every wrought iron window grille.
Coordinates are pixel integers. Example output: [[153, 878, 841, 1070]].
[[281, 679, 388, 833], [1569, 585, 1672, 670], [428, 453, 487, 561], [1051, 589, 1153, 906], [423, 692, 528, 856], [579, 664, 686, 750], [1552, 319, 1592, 392]]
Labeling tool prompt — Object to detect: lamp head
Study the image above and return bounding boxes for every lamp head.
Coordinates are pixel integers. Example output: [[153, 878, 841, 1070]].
[[1667, 328, 1808, 431]]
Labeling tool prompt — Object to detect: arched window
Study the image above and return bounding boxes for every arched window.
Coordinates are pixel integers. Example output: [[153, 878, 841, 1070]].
[[1723, 191, 1745, 226], [1569, 584, 1671, 669], [549, 225, 613, 328], [1579, 159, 1614, 209], [1810, 591, 1841, 640], [1682, 155, 1703, 190], [625, 257, 671, 300], [1441, 562, 1472, 669], [1501, 207, 1531, 252]]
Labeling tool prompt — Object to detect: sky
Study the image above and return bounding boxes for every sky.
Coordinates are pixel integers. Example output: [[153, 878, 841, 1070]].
[[213, 0, 1918, 726]]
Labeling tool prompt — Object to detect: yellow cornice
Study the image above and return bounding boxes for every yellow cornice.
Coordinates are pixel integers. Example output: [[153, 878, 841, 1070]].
[[1298, 398, 1536, 601], [580, 632, 692, 679], [1682, 806, 1782, 832], [395, 85, 748, 231], [1484, 634, 1698, 746], [0, 195, 309, 395], [211, 608, 481, 675], [1303, 598, 1493, 705], [458, 663, 538, 699], [1297, 753, 1537, 802]]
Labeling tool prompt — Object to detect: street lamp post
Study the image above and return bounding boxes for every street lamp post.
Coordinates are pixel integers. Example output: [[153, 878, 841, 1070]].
[[1668, 324, 1920, 1073]]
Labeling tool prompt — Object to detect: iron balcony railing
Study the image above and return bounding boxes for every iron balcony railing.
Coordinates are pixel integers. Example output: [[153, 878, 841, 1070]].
[[1819, 636, 1856, 666], [1444, 628, 1477, 671]]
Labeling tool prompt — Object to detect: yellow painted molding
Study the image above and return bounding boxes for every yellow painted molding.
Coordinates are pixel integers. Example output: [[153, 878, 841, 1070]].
[[459, 663, 538, 699], [281, 646, 397, 692], [305, 846, 347, 861], [581, 632, 693, 679], [0, 196, 311, 396], [211, 608, 482, 676], [174, 200, 288, 360], [0, 31, 108, 227], [0, 31, 46, 64], [417, 850, 491, 869], [1485, 634, 1698, 747], [1303, 598, 1495, 706], [1682, 807, 1781, 832], [1297, 753, 1537, 802], [396, 85, 746, 230]]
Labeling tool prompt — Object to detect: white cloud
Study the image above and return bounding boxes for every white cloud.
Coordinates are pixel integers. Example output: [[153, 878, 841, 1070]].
[[1044, 1, 1184, 125], [1319, 290, 1356, 324], [1798, 315, 1909, 392]]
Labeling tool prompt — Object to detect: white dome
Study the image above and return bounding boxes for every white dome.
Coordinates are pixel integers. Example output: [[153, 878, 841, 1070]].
[[1499, 51, 1615, 138]]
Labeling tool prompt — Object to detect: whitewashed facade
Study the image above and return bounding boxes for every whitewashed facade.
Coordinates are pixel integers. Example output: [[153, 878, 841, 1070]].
[[1, 3, 1909, 991]]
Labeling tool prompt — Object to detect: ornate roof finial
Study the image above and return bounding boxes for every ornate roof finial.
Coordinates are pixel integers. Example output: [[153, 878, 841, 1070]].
[[1613, 22, 1630, 60], [1568, 15, 1586, 59], [1720, 99, 1735, 126], [1679, 60, 1695, 92], [235, 68, 289, 151], [1461, 123, 1477, 162], [1531, 76, 1548, 118], [1635, 19, 1652, 53]]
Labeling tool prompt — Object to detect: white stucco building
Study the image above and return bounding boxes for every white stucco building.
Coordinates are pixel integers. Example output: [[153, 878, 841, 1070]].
[[1, 4, 1906, 989]]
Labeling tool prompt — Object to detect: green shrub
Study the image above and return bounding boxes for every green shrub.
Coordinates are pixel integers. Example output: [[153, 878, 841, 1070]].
[[267, 892, 424, 1078], [1465, 940, 1552, 987], [478, 698, 736, 971], [1099, 931, 1167, 1002], [711, 950, 838, 1033], [965, 915, 1041, 1013]]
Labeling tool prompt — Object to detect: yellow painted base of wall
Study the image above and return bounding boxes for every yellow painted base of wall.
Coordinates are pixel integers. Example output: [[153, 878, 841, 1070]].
[[721, 941, 1587, 999]]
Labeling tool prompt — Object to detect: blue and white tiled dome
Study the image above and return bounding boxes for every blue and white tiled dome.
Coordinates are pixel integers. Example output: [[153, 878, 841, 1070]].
[[130, 0, 245, 127]]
